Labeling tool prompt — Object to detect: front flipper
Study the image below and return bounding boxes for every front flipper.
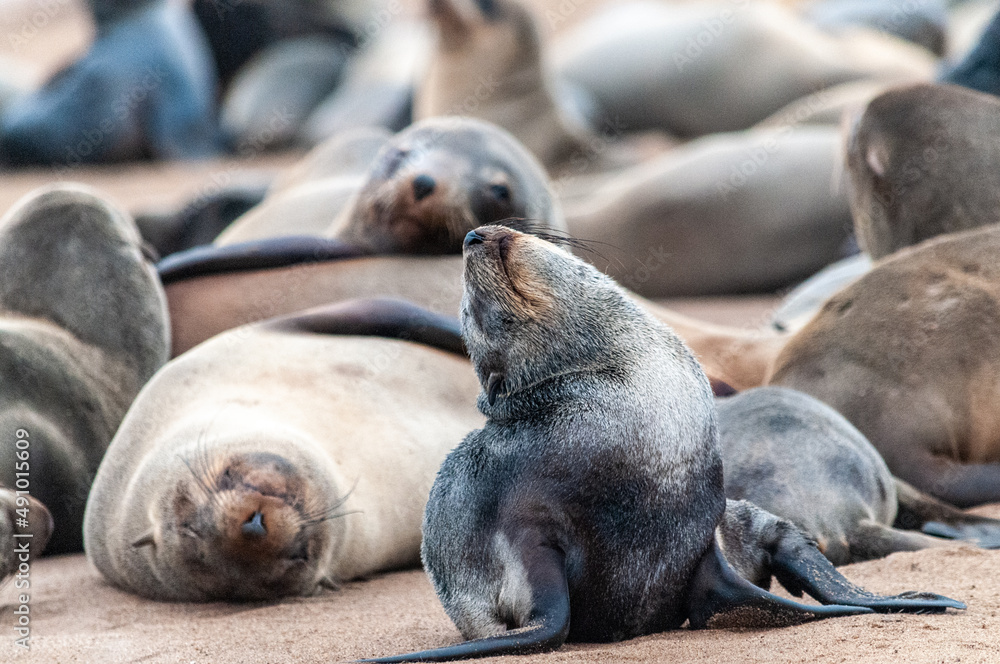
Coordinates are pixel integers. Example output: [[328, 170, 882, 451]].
[[262, 298, 465, 357], [359, 546, 570, 662], [0, 488, 53, 585], [156, 235, 365, 284], [687, 539, 871, 629], [720, 500, 965, 615]]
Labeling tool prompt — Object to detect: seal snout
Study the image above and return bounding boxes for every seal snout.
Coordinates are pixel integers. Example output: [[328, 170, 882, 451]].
[[241, 510, 267, 539], [412, 174, 437, 201], [464, 230, 485, 247]]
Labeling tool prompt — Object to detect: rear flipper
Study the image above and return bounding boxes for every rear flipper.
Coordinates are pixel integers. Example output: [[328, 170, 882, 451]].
[[687, 538, 872, 629], [893, 478, 1000, 549], [847, 520, 954, 562], [719, 500, 965, 614], [359, 545, 570, 662]]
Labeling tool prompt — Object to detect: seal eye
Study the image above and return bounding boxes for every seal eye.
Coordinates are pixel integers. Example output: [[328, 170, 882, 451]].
[[382, 148, 408, 178], [489, 184, 511, 202]]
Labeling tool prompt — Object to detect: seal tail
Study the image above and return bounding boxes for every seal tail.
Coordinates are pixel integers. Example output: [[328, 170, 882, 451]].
[[360, 547, 570, 662]]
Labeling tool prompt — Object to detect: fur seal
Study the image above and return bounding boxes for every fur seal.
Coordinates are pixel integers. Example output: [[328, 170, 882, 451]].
[[0, 1, 218, 165], [417, 0, 674, 175], [552, 1, 934, 138], [718, 386, 1000, 565], [220, 36, 349, 152], [363, 225, 962, 662], [418, 0, 594, 172], [803, 0, 948, 56], [769, 223, 1000, 507], [216, 116, 566, 250], [83, 298, 483, 601], [301, 20, 430, 145], [564, 125, 853, 297], [770, 254, 873, 333], [192, 0, 362, 92], [846, 82, 1000, 259], [940, 5, 1000, 94], [0, 184, 169, 562]]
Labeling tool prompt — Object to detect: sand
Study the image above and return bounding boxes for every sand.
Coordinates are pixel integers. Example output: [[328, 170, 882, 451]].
[[2, 535, 1000, 663], [1, 1, 998, 663]]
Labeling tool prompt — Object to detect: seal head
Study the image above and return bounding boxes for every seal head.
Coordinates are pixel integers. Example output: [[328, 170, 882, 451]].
[[333, 117, 565, 254], [133, 443, 341, 601]]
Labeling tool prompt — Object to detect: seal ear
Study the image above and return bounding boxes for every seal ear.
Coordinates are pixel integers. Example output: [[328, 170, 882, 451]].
[[131, 529, 157, 549], [486, 372, 506, 405], [865, 145, 887, 178]]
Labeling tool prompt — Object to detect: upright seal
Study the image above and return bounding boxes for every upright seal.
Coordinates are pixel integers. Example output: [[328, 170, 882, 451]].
[[362, 225, 962, 662]]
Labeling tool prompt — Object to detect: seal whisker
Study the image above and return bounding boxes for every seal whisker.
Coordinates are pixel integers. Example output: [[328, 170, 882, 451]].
[[180, 455, 221, 514], [301, 509, 364, 526], [301, 477, 359, 524]]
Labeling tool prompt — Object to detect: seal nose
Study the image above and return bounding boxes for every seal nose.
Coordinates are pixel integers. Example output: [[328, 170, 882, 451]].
[[241, 510, 267, 539], [412, 174, 436, 201], [464, 230, 485, 248]]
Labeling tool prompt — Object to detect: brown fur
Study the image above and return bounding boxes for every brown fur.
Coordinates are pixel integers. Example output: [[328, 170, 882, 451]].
[[846, 83, 1000, 259], [769, 224, 1000, 507]]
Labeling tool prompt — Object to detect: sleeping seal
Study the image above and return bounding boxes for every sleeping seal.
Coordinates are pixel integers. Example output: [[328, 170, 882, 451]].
[[719, 386, 1000, 565], [83, 299, 483, 601], [552, 1, 934, 138], [362, 225, 962, 661], [769, 223, 1000, 507], [217, 116, 563, 250], [0, 184, 169, 568], [565, 125, 853, 297]]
